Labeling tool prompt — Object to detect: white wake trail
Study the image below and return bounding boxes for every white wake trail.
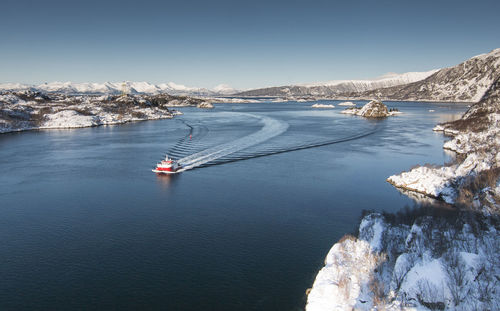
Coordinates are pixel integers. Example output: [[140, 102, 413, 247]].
[[177, 113, 288, 171]]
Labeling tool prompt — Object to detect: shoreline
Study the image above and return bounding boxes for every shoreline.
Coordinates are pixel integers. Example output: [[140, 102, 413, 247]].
[[0, 114, 176, 135], [306, 79, 499, 310]]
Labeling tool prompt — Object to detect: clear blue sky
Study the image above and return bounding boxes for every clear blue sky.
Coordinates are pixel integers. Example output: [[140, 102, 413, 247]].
[[1, 0, 499, 89]]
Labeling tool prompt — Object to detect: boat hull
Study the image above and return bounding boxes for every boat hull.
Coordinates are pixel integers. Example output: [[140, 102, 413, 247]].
[[152, 169, 180, 174]]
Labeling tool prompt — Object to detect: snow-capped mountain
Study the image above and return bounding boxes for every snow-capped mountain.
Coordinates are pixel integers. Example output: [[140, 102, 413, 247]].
[[236, 70, 438, 97], [358, 48, 500, 102], [0, 81, 239, 97]]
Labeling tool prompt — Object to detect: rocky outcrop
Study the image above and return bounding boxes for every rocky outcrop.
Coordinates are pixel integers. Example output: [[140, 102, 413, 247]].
[[341, 100, 400, 118], [197, 101, 214, 109]]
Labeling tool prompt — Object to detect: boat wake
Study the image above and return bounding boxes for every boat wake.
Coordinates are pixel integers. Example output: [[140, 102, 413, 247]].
[[163, 112, 379, 172], [176, 113, 289, 171]]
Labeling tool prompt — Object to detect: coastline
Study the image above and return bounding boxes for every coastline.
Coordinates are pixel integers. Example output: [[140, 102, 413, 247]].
[[306, 79, 500, 310]]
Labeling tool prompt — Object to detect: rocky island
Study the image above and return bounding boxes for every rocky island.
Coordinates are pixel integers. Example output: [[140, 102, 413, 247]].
[[0, 91, 206, 133], [311, 103, 335, 108], [340, 100, 401, 118]]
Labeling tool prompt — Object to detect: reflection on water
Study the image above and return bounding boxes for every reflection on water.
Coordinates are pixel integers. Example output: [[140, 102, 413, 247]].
[[155, 173, 181, 190], [394, 187, 451, 208]]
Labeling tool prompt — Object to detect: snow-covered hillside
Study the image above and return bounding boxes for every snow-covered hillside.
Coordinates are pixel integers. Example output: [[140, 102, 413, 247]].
[[237, 70, 438, 97], [238, 48, 500, 103], [307, 212, 499, 311], [301, 70, 438, 88], [360, 48, 500, 102], [0, 81, 239, 97]]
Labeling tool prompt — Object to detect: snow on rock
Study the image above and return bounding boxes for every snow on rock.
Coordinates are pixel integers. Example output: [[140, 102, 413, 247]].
[[340, 100, 400, 118], [357, 100, 389, 117], [307, 213, 500, 311], [42, 110, 100, 128], [311, 104, 335, 108], [307, 214, 396, 311], [197, 101, 214, 109], [388, 165, 457, 203], [388, 152, 496, 204], [388, 76, 500, 207], [306, 237, 380, 311], [359, 213, 385, 252]]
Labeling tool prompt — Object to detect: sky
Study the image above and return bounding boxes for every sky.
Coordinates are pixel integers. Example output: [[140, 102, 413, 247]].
[[1, 0, 499, 90]]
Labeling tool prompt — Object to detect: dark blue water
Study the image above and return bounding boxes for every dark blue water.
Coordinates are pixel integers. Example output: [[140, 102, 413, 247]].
[[0, 100, 467, 310]]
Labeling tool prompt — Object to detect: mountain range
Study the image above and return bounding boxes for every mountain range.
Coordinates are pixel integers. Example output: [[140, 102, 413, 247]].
[[2, 48, 499, 103], [236, 70, 439, 97], [0, 81, 238, 97], [351, 48, 500, 102], [239, 48, 500, 103]]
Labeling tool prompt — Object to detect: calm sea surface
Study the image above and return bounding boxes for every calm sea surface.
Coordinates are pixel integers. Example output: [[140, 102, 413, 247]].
[[0, 100, 467, 310]]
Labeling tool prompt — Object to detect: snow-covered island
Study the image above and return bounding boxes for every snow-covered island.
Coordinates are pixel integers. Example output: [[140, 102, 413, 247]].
[[311, 104, 335, 108], [338, 101, 356, 106], [307, 77, 499, 310], [340, 100, 401, 118], [0, 91, 207, 133]]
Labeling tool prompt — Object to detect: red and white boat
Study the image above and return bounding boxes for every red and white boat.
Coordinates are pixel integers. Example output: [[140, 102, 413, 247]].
[[153, 155, 182, 174]]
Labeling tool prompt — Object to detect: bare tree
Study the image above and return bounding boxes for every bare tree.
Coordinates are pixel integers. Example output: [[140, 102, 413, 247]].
[[443, 251, 468, 307]]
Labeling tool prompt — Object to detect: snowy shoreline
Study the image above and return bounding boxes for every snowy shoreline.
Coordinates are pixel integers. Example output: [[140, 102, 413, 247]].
[[306, 79, 500, 310], [387, 85, 499, 207]]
